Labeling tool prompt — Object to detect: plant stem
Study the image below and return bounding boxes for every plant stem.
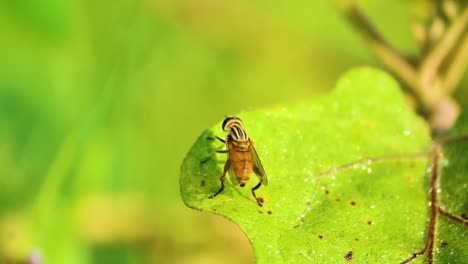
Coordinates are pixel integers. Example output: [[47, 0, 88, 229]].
[[420, 5, 468, 94], [339, 2, 468, 132], [443, 33, 468, 95], [341, 4, 424, 109]]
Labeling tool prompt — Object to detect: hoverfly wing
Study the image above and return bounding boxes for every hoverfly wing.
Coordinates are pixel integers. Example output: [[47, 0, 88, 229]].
[[227, 160, 237, 183], [225, 140, 238, 183], [251, 144, 268, 186]]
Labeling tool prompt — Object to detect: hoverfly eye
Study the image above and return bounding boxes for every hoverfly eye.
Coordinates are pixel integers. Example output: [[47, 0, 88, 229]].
[[222, 117, 234, 131], [222, 116, 243, 131]]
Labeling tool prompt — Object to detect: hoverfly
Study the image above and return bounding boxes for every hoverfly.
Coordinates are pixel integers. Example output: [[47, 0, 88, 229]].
[[202, 116, 268, 206]]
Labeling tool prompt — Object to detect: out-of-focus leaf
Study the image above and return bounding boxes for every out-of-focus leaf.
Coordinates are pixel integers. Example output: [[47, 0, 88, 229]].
[[0, 0, 67, 36]]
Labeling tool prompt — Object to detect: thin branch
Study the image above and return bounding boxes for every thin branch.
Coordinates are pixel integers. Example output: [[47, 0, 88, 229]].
[[338, 2, 465, 132], [340, 4, 432, 111], [438, 134, 468, 145], [367, 42, 420, 94], [343, 5, 419, 84], [419, 6, 468, 88], [442, 33, 468, 95]]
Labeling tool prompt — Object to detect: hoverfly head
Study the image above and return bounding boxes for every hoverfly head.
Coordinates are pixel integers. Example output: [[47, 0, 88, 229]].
[[222, 116, 244, 132], [222, 116, 248, 141]]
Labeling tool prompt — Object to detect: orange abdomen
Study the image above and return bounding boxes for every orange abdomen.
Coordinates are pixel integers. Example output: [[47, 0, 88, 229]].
[[228, 140, 253, 185], [231, 150, 253, 176]]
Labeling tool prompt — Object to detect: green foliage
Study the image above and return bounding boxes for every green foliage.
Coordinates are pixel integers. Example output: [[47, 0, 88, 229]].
[[181, 67, 467, 262], [2, 0, 466, 263], [436, 111, 468, 263]]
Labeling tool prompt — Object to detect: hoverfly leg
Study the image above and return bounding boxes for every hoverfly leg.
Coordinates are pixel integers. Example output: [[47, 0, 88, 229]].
[[209, 178, 224, 198], [200, 153, 214, 164], [200, 149, 228, 164], [202, 135, 227, 163], [209, 159, 231, 199], [207, 136, 226, 143], [251, 182, 263, 206]]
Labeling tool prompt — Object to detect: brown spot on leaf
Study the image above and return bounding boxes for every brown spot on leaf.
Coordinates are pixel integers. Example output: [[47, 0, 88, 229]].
[[336, 198, 341, 202], [441, 241, 448, 248], [355, 238, 359, 241], [267, 210, 272, 215], [200, 180, 206, 187], [318, 234, 323, 239], [350, 201, 356, 206], [344, 251, 353, 261], [257, 197, 264, 204], [367, 220, 373, 225], [325, 190, 329, 195]]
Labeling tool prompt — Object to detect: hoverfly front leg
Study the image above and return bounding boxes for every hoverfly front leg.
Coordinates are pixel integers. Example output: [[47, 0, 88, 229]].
[[251, 182, 263, 206], [200, 149, 228, 163], [210, 159, 231, 198], [207, 136, 226, 143], [202, 135, 230, 198], [201, 136, 227, 163]]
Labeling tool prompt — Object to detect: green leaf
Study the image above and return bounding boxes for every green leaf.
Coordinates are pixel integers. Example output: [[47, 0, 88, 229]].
[[436, 110, 468, 263], [180, 67, 465, 262]]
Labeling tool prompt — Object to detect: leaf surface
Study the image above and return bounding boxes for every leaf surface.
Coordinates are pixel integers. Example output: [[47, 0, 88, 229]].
[[436, 110, 468, 263], [180, 67, 466, 263]]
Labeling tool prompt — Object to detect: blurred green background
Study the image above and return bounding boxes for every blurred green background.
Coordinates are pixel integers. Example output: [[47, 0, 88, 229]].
[[0, 1, 432, 263]]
